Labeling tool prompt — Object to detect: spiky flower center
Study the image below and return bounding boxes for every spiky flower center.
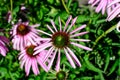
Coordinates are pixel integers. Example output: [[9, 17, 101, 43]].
[[56, 71, 66, 80], [52, 32, 70, 48], [17, 24, 30, 35], [26, 45, 35, 57]]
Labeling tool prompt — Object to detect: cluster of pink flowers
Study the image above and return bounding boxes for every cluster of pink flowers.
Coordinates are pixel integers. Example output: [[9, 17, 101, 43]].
[[1, 0, 120, 76], [0, 5, 92, 76]]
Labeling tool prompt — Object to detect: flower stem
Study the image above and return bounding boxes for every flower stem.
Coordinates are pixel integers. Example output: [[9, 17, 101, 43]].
[[10, 0, 13, 16], [61, 0, 70, 14], [92, 24, 116, 49]]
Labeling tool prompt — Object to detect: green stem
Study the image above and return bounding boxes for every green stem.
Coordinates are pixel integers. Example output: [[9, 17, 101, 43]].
[[92, 24, 116, 49], [61, 0, 70, 14], [10, 0, 13, 16]]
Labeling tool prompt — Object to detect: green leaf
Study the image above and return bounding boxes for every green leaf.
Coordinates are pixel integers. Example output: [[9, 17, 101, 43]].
[[76, 15, 89, 23], [107, 59, 119, 76], [84, 55, 103, 73], [80, 76, 93, 80], [104, 52, 110, 72], [0, 67, 8, 78]]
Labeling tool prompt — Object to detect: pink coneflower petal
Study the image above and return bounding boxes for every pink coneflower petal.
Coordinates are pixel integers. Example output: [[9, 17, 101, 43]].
[[59, 17, 62, 32], [37, 56, 48, 72], [16, 37, 20, 50], [32, 59, 39, 75], [47, 49, 58, 70], [25, 57, 30, 76], [18, 51, 26, 60], [38, 30, 52, 36], [66, 17, 77, 33], [95, 0, 107, 14], [43, 47, 54, 62], [26, 59, 32, 76], [20, 36, 24, 50], [64, 15, 72, 32], [92, 0, 100, 6], [71, 39, 90, 42], [37, 38, 51, 41], [31, 24, 40, 28], [66, 47, 81, 67], [51, 20, 58, 32], [26, 35, 37, 45], [71, 42, 92, 51], [70, 32, 88, 38], [70, 24, 86, 34], [0, 46, 6, 56], [107, 0, 120, 8], [0, 36, 9, 43], [64, 48, 76, 68], [34, 42, 51, 50], [107, 4, 120, 21], [89, 0, 112, 15], [20, 55, 27, 68], [55, 49, 60, 72], [34, 43, 52, 55], [47, 25, 54, 33]]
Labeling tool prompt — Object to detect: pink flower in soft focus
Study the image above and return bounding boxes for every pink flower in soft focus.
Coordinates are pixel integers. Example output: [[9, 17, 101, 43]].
[[88, 0, 113, 15], [0, 36, 9, 56], [11, 21, 41, 50], [34, 16, 92, 71], [6, 11, 12, 23], [106, 0, 120, 21], [18, 42, 48, 76]]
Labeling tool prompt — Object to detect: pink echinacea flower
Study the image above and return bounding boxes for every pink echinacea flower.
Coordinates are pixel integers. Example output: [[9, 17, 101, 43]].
[[18, 42, 48, 76], [0, 36, 9, 56], [11, 21, 41, 50], [34, 16, 92, 71]]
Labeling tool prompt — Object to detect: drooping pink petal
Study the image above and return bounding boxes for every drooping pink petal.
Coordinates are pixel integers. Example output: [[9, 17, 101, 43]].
[[47, 49, 58, 70], [37, 56, 49, 72], [64, 48, 76, 68], [34, 42, 52, 55], [34, 42, 51, 50], [66, 47, 81, 67], [26, 58, 32, 76], [71, 42, 92, 51], [32, 59, 39, 75], [43, 47, 54, 62], [25, 57, 30, 76], [0, 46, 6, 56], [55, 49, 61, 72]]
